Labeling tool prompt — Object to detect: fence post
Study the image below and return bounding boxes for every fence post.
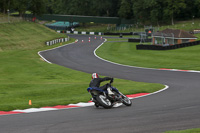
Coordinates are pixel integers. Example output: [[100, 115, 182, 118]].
[[46, 42, 49, 46]]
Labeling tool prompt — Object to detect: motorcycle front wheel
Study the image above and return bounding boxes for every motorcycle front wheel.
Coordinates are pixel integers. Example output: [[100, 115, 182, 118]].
[[120, 93, 132, 106], [96, 94, 113, 109]]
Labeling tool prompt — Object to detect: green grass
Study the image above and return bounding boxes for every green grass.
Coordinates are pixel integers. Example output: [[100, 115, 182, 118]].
[[96, 40, 200, 71], [0, 13, 24, 23], [76, 19, 200, 33], [76, 23, 115, 32], [0, 21, 164, 111], [0, 22, 66, 51], [159, 19, 200, 31], [165, 128, 200, 133]]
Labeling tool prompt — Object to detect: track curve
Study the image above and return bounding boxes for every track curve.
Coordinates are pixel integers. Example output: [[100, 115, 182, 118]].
[[1, 34, 200, 133]]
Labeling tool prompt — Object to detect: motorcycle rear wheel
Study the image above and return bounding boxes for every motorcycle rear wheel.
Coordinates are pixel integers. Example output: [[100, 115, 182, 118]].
[[96, 95, 113, 109], [94, 102, 100, 108]]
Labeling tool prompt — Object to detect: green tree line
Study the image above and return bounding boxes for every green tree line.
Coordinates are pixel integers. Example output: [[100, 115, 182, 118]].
[[1, 0, 200, 25], [0, 0, 46, 17]]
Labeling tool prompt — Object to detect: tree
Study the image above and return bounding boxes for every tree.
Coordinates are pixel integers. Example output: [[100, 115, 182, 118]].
[[194, 0, 200, 18], [149, 0, 164, 26], [13, 0, 28, 17], [47, 0, 120, 17], [164, 0, 186, 25], [118, 0, 132, 19], [0, 0, 13, 13], [50, 0, 96, 16], [65, 0, 92, 15], [176, 0, 195, 20], [132, 0, 153, 24], [29, 0, 47, 16], [93, 0, 113, 16], [46, 0, 61, 14]]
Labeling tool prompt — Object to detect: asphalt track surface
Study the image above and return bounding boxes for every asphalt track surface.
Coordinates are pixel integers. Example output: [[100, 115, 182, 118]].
[[1, 35, 200, 133]]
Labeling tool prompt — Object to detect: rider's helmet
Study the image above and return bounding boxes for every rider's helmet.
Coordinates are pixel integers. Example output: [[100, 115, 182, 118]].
[[92, 73, 99, 79]]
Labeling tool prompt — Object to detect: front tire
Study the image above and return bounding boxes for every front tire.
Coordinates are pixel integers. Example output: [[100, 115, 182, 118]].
[[120, 93, 132, 106], [96, 94, 113, 109]]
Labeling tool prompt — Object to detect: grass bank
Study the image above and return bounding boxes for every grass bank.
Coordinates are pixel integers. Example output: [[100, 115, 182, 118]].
[[96, 40, 200, 71], [0, 22, 66, 51], [0, 21, 164, 111]]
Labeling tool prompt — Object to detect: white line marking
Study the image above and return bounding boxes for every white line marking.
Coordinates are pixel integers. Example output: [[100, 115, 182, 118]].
[[38, 39, 78, 64], [94, 38, 200, 73], [14, 108, 58, 113], [129, 85, 169, 99]]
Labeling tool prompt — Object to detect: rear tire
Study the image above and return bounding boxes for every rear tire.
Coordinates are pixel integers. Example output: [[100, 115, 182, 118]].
[[94, 102, 99, 108], [96, 95, 113, 109]]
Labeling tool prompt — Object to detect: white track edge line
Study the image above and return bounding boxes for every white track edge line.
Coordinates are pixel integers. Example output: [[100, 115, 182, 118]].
[[38, 39, 78, 64], [129, 85, 169, 99], [94, 38, 200, 73]]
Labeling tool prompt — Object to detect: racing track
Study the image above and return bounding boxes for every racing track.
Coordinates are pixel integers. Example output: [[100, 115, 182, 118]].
[[1, 35, 200, 133]]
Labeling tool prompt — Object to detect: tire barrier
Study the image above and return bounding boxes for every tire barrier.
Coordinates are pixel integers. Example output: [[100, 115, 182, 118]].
[[128, 38, 152, 42], [45, 37, 69, 46], [104, 32, 133, 35], [136, 40, 200, 50]]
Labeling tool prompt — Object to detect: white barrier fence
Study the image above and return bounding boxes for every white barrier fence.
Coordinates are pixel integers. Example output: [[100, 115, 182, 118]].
[[45, 37, 69, 46], [57, 30, 103, 36]]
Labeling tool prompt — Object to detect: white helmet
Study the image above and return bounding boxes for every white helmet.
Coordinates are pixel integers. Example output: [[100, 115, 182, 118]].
[[92, 73, 99, 79]]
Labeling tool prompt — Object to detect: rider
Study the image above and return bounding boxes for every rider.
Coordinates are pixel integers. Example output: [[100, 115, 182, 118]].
[[89, 73, 113, 90]]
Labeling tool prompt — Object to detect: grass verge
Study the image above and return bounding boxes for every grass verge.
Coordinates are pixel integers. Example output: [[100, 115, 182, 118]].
[[75, 19, 200, 33], [96, 39, 200, 71], [165, 128, 200, 133]]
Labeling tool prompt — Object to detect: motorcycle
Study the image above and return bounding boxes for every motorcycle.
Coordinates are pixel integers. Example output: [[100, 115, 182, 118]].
[[87, 80, 132, 109]]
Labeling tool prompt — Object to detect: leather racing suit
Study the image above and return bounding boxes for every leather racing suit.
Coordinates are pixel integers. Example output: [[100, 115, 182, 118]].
[[89, 77, 113, 90]]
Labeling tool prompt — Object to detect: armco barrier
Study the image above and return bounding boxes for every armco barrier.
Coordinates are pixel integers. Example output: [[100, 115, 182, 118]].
[[136, 40, 200, 50], [45, 37, 69, 46], [58, 31, 148, 37], [59, 30, 103, 35]]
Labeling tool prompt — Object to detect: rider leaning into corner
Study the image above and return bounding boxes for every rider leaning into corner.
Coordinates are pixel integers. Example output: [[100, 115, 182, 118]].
[[88, 73, 132, 108], [89, 73, 113, 90]]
